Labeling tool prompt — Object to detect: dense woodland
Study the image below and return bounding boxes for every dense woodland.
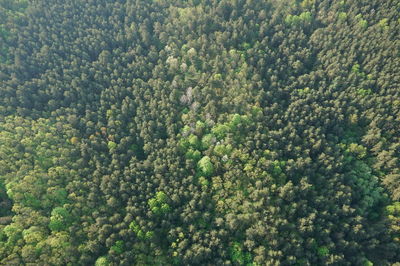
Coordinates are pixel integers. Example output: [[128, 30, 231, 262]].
[[0, 0, 399, 265]]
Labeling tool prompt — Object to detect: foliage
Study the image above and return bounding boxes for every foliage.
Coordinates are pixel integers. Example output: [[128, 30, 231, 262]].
[[317, 246, 329, 257], [110, 240, 124, 254], [95, 256, 109, 266], [107, 141, 117, 150], [285, 11, 312, 26], [0, 0, 399, 264], [347, 143, 367, 159], [387, 202, 400, 242], [201, 134, 215, 150], [49, 207, 72, 232], [148, 191, 170, 215], [230, 242, 253, 265], [197, 156, 214, 177]]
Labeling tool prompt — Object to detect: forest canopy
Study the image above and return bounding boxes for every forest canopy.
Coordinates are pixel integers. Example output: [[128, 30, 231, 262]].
[[0, 0, 399, 265]]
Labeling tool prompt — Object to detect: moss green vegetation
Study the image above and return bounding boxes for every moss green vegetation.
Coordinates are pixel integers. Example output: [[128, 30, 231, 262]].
[[0, 0, 399, 264]]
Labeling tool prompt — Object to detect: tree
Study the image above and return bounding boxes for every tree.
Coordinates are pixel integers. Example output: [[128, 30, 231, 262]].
[[198, 156, 214, 177], [49, 207, 72, 232]]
